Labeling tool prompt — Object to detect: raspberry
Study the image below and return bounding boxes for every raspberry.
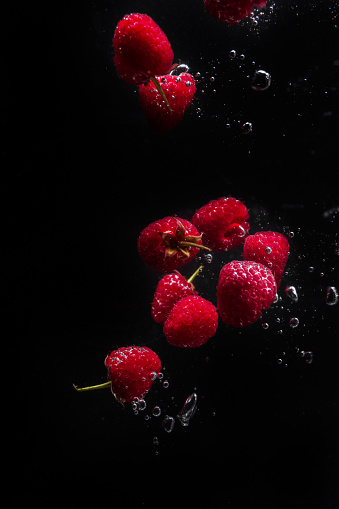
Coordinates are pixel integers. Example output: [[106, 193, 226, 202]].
[[137, 216, 210, 271], [139, 73, 197, 131], [151, 266, 201, 325], [113, 13, 173, 85], [191, 197, 249, 251], [74, 346, 161, 405], [243, 231, 289, 286], [217, 260, 277, 328], [163, 295, 218, 347], [104, 346, 161, 403], [204, 0, 267, 24]]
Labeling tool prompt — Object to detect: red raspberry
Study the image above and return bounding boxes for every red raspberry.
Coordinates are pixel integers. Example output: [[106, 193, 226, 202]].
[[113, 13, 174, 85], [204, 0, 266, 24], [137, 216, 210, 271], [217, 260, 277, 328], [191, 197, 249, 251], [163, 295, 218, 347], [139, 73, 197, 131], [243, 231, 289, 286], [152, 266, 202, 325], [104, 346, 161, 403]]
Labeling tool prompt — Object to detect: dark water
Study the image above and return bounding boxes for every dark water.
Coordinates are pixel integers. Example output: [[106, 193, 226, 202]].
[[3, 1, 339, 507]]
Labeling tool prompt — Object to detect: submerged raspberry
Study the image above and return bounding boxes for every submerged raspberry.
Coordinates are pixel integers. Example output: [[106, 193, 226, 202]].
[[163, 295, 218, 347], [104, 346, 161, 403], [204, 0, 267, 24], [192, 197, 249, 251], [113, 13, 173, 85], [139, 72, 196, 131], [217, 260, 277, 328], [243, 231, 289, 286], [152, 271, 197, 325]]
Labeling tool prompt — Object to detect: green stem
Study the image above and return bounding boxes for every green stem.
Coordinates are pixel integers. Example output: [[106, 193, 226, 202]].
[[179, 241, 211, 252], [73, 381, 111, 392], [187, 265, 203, 285], [150, 76, 172, 113]]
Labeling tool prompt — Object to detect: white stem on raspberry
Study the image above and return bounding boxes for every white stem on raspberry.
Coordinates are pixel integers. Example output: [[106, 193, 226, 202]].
[[150, 76, 172, 113]]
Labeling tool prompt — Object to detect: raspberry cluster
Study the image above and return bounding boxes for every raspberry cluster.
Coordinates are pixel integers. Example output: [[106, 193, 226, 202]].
[[112, 4, 268, 131], [75, 196, 289, 406]]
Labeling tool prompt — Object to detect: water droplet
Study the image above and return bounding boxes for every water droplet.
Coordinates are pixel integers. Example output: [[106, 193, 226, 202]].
[[326, 286, 338, 306], [251, 70, 271, 91], [177, 393, 198, 427], [162, 415, 175, 433], [285, 285, 298, 302], [229, 50, 236, 59], [152, 406, 161, 417], [241, 122, 253, 134], [289, 317, 299, 328]]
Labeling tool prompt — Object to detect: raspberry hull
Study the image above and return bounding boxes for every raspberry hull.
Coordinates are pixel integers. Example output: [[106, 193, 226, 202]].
[[217, 260, 277, 328], [137, 216, 205, 271]]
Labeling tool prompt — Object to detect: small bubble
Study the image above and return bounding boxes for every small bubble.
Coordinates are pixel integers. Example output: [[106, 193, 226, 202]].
[[175, 76, 181, 83], [157, 372, 164, 380], [150, 371, 158, 381], [285, 285, 298, 302], [162, 415, 175, 433], [308, 266, 315, 273], [153, 436, 159, 446], [239, 54, 245, 60], [262, 322, 269, 329], [185, 81, 192, 87], [152, 406, 162, 417], [326, 286, 338, 306], [210, 76, 215, 82], [177, 393, 198, 427], [251, 70, 271, 91], [265, 246, 272, 254], [138, 399, 146, 411], [277, 358, 283, 365], [162, 380, 169, 389], [289, 317, 299, 328], [288, 231, 295, 238], [241, 122, 253, 134], [204, 253, 213, 263], [229, 50, 236, 59]]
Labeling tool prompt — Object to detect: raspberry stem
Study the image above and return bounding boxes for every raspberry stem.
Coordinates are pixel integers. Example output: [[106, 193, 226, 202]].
[[150, 76, 172, 113], [73, 381, 111, 392], [187, 265, 203, 284], [179, 241, 211, 252]]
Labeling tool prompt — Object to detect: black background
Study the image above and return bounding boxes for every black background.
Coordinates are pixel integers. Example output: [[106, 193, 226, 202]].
[[3, 1, 339, 507]]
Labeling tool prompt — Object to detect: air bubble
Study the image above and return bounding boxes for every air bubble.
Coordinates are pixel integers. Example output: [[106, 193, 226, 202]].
[[265, 246, 272, 254], [152, 406, 161, 417], [262, 322, 269, 329], [162, 380, 169, 388], [162, 415, 175, 433], [326, 286, 338, 306], [177, 393, 198, 427], [229, 50, 237, 59], [241, 122, 253, 134], [289, 317, 299, 328], [304, 351, 314, 364], [251, 70, 271, 91], [285, 285, 298, 302], [204, 253, 213, 263]]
